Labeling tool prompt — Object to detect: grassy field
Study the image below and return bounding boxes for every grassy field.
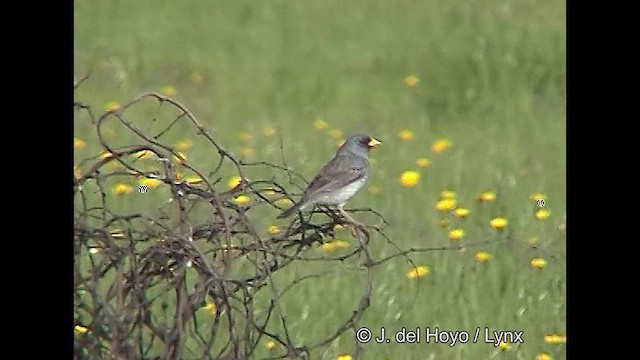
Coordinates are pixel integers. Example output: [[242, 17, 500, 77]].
[[74, 0, 566, 359]]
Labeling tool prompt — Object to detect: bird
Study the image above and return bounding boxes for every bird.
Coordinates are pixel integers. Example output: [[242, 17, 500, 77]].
[[277, 134, 381, 221]]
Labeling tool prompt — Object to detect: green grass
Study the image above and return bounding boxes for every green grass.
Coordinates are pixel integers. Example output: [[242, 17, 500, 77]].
[[74, 0, 566, 359]]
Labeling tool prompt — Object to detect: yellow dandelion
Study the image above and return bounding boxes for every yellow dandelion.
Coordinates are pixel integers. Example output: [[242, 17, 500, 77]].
[[175, 139, 193, 152], [406, 266, 429, 279], [191, 72, 204, 84], [100, 151, 114, 160], [265, 341, 277, 350], [529, 193, 547, 202], [437, 218, 450, 228], [478, 191, 496, 202], [453, 208, 470, 218], [239, 132, 253, 143], [397, 130, 415, 141], [275, 198, 293, 207], [185, 176, 204, 185], [328, 128, 343, 140], [403, 75, 420, 87], [333, 224, 345, 231], [109, 228, 125, 238], [104, 101, 121, 112], [227, 175, 242, 189], [536, 353, 552, 360], [74, 325, 89, 334], [321, 240, 350, 252], [474, 251, 491, 262], [262, 126, 276, 137], [436, 198, 457, 212], [113, 183, 133, 195], [416, 157, 431, 168], [368, 185, 381, 194], [263, 188, 277, 197], [74, 137, 86, 150], [175, 171, 184, 180], [313, 119, 328, 131], [267, 225, 280, 235], [431, 139, 452, 153], [544, 334, 566, 344], [440, 190, 456, 199], [173, 151, 187, 164], [497, 341, 511, 350], [535, 209, 551, 220], [134, 150, 154, 160], [139, 177, 163, 189], [202, 302, 216, 316], [530, 257, 547, 269], [448, 228, 465, 241], [233, 195, 251, 206], [239, 147, 255, 159], [74, 166, 83, 180], [489, 217, 508, 230], [161, 85, 177, 97], [399, 170, 420, 187], [337, 354, 353, 360]]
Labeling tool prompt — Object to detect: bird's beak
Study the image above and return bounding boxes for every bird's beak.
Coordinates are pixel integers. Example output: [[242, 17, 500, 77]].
[[368, 138, 382, 148]]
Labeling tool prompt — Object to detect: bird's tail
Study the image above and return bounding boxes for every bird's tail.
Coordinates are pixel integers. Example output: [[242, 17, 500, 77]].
[[277, 201, 305, 219]]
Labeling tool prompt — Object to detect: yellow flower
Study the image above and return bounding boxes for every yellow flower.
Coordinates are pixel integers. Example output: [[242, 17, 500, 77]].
[[100, 151, 114, 160], [233, 195, 251, 206], [328, 128, 343, 140], [403, 75, 420, 87], [544, 334, 566, 344], [453, 208, 470, 218], [535, 353, 552, 360], [191, 72, 204, 84], [267, 225, 280, 235], [436, 198, 457, 212], [173, 151, 187, 164], [313, 119, 328, 131], [440, 190, 456, 199], [227, 175, 242, 189], [333, 224, 345, 232], [74, 166, 83, 180], [74, 137, 86, 150], [202, 302, 216, 316], [321, 240, 350, 252], [368, 185, 381, 194], [113, 183, 133, 195], [275, 198, 293, 207], [399, 170, 420, 187], [104, 101, 121, 112], [474, 251, 491, 262], [161, 85, 177, 97], [134, 150, 154, 160], [416, 157, 431, 168], [239, 147, 255, 159], [263, 126, 276, 137], [497, 341, 511, 350], [175, 139, 193, 151], [478, 191, 496, 202], [337, 355, 352, 360], [431, 139, 452, 153], [535, 209, 551, 220], [185, 176, 204, 185], [397, 130, 415, 141], [489, 217, 508, 230], [265, 341, 277, 350], [109, 228, 125, 238], [406, 265, 429, 279], [448, 228, 465, 240], [239, 132, 253, 143], [530, 257, 547, 269], [529, 192, 547, 202], [139, 177, 163, 189], [74, 325, 89, 334]]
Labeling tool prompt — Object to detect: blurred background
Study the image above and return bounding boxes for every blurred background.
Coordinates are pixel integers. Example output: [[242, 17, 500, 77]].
[[74, 0, 565, 359]]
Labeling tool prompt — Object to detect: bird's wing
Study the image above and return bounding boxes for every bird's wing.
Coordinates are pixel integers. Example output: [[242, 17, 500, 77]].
[[300, 154, 368, 203]]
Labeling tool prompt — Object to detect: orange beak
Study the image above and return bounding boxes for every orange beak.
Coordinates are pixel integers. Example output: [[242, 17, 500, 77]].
[[367, 138, 382, 148]]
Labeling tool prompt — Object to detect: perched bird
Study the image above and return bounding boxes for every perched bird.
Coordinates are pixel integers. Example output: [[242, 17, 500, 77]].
[[277, 134, 381, 220]]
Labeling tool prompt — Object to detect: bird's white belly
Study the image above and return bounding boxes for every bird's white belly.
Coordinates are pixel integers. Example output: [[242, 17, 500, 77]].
[[316, 177, 367, 205]]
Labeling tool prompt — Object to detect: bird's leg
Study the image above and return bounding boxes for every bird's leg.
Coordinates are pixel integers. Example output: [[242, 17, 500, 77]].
[[337, 204, 365, 229]]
